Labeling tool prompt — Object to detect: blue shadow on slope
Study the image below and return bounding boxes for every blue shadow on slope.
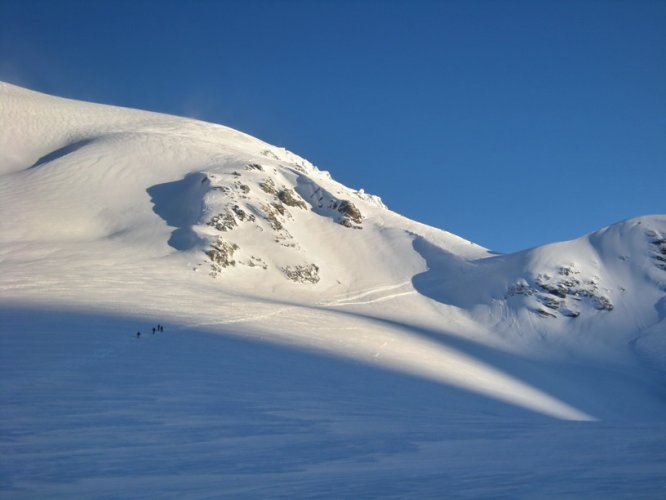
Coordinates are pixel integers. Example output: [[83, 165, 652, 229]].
[[29, 139, 94, 169], [411, 236, 509, 309], [0, 303, 551, 496], [303, 302, 666, 423], [411, 236, 468, 308], [147, 173, 208, 251], [3, 303, 666, 497]]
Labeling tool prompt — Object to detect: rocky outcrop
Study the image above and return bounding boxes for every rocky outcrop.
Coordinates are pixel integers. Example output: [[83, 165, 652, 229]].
[[259, 177, 277, 195], [336, 200, 362, 223], [195, 153, 383, 283], [282, 264, 320, 284], [647, 231, 666, 271], [236, 182, 250, 195], [240, 255, 267, 269], [207, 238, 239, 276], [207, 211, 237, 232], [231, 204, 255, 223], [507, 265, 613, 318], [261, 202, 285, 231], [330, 200, 363, 228], [278, 189, 306, 209]]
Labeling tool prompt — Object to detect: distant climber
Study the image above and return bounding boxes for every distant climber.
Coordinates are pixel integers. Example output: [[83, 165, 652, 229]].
[[152, 327, 156, 334], [136, 331, 141, 339]]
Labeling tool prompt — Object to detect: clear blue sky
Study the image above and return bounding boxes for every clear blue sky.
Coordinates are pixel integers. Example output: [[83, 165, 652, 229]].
[[2, 0, 664, 252]]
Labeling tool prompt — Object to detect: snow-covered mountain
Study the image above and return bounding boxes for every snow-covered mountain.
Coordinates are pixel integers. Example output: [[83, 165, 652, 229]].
[[2, 82, 665, 497]]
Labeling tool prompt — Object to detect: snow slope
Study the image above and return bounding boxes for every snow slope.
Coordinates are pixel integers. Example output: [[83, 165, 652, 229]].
[[1, 82, 665, 497]]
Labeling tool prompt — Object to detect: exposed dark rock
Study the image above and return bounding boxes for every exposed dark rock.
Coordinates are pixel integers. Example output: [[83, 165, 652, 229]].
[[561, 309, 580, 318], [336, 200, 363, 224], [508, 265, 614, 318], [208, 211, 237, 232], [328, 199, 363, 228], [592, 296, 614, 311], [282, 264, 320, 284], [260, 150, 280, 160], [232, 205, 255, 222], [272, 202, 286, 216], [242, 255, 267, 269], [260, 203, 284, 231], [245, 163, 264, 171], [558, 266, 575, 277], [507, 280, 534, 296], [540, 296, 562, 310], [534, 308, 557, 318], [540, 283, 568, 298], [207, 238, 239, 275], [260, 177, 276, 195], [278, 189, 307, 209], [648, 232, 666, 271]]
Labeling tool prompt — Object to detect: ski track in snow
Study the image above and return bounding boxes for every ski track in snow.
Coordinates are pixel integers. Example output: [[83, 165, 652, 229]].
[[328, 290, 417, 306], [322, 281, 417, 306], [328, 281, 413, 302], [177, 305, 300, 329]]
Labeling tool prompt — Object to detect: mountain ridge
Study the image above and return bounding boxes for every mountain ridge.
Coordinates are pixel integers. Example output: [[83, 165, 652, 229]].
[[1, 82, 665, 424]]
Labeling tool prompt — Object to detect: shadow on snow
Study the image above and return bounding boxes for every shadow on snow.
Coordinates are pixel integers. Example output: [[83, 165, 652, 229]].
[[29, 139, 95, 169], [2, 303, 666, 497], [146, 173, 208, 251]]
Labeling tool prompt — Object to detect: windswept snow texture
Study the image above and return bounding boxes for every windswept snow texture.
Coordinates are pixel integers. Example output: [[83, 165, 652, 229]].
[[1, 82, 665, 497]]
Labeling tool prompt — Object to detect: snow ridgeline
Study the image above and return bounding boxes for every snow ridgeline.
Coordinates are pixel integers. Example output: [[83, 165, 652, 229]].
[[1, 81, 665, 335], [1, 81, 665, 423]]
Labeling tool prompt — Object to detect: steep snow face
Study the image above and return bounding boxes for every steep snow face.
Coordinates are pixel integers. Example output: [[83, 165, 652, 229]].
[[1, 82, 665, 424]]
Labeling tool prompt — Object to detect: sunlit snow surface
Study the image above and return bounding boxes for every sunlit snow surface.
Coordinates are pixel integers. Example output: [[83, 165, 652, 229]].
[[1, 83, 665, 497]]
